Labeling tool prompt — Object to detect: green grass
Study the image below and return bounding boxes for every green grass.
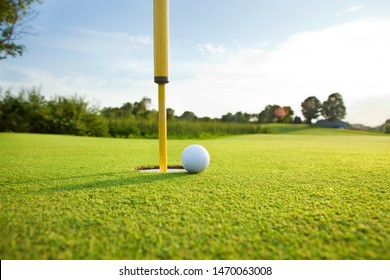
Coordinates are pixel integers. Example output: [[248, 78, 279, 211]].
[[0, 131, 389, 259], [262, 123, 387, 135]]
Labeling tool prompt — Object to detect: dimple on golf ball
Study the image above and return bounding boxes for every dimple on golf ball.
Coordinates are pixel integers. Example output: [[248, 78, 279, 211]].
[[181, 144, 210, 173]]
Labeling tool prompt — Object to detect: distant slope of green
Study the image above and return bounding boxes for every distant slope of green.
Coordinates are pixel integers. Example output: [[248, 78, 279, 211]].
[[263, 124, 387, 136], [1, 133, 389, 259]]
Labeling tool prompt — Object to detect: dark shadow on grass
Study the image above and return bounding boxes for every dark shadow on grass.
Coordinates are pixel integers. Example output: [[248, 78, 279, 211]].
[[13, 171, 129, 186], [35, 171, 190, 193]]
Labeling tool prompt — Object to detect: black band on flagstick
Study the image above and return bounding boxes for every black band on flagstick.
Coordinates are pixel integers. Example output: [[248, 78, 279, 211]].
[[154, 76, 169, 84]]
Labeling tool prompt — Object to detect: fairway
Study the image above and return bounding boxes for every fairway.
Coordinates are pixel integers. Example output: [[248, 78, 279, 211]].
[[0, 131, 389, 259]]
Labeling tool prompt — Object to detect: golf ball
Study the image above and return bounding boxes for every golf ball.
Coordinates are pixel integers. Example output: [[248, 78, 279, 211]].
[[181, 145, 210, 173]]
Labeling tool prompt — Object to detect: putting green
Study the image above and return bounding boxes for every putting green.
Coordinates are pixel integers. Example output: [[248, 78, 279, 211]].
[[0, 132, 389, 259]]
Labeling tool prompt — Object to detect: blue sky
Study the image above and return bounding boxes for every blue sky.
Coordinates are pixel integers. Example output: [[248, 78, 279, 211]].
[[1, 0, 390, 126]]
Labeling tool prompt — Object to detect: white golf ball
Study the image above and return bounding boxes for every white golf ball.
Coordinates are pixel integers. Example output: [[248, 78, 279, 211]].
[[181, 145, 210, 173]]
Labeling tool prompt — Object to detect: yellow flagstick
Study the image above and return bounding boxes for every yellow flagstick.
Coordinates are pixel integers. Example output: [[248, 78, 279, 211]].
[[154, 0, 169, 172], [158, 84, 167, 172]]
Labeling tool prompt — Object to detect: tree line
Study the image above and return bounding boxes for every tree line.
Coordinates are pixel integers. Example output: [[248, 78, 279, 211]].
[[1, 87, 389, 137], [0, 87, 266, 138], [0, 87, 108, 136]]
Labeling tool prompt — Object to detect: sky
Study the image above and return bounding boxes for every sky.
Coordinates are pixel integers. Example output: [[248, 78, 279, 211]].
[[1, 0, 390, 126]]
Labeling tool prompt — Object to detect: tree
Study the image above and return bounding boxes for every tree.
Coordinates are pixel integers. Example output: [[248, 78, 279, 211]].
[[383, 119, 390, 134], [322, 93, 346, 121], [0, 87, 108, 136], [234, 111, 251, 123], [221, 112, 234, 122], [257, 105, 294, 124], [0, 0, 42, 60], [274, 106, 294, 123], [166, 108, 175, 121], [258, 105, 280, 123], [132, 97, 151, 116], [221, 112, 251, 123], [293, 116, 302, 124], [0, 87, 47, 132], [301, 96, 321, 124], [178, 111, 197, 122]]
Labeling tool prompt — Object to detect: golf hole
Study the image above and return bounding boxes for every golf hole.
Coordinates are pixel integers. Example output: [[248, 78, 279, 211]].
[[136, 165, 186, 173]]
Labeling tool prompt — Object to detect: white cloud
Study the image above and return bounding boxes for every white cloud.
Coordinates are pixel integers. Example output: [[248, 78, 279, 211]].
[[336, 5, 365, 16], [346, 5, 365, 13], [0, 26, 155, 105], [39, 26, 152, 55], [169, 18, 390, 126], [0, 64, 154, 110], [197, 43, 227, 57]]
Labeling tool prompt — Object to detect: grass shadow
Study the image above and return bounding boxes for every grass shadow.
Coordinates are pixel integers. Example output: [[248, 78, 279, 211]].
[[11, 171, 128, 186], [35, 171, 190, 193]]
